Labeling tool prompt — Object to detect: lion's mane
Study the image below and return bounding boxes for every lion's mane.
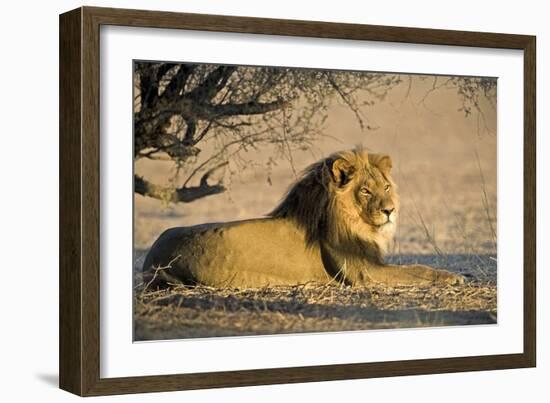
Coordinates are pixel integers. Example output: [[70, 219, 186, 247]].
[[269, 148, 399, 260]]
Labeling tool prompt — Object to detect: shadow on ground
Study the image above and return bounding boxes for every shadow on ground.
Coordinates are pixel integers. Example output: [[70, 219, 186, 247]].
[[133, 253, 496, 341], [35, 373, 58, 388], [386, 253, 497, 282]]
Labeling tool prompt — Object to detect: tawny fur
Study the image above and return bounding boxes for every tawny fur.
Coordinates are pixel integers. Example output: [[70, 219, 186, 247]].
[[143, 148, 464, 289]]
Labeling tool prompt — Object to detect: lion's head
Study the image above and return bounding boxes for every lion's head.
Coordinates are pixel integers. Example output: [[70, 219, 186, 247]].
[[270, 148, 399, 256]]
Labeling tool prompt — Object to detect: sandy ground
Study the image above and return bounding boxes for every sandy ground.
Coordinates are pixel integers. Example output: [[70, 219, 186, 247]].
[[133, 252, 496, 340], [134, 281, 496, 341], [133, 76, 497, 340]]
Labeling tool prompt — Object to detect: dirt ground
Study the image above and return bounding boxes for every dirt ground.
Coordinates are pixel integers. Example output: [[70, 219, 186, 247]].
[[135, 282, 497, 341], [133, 76, 497, 341], [133, 253, 496, 340]]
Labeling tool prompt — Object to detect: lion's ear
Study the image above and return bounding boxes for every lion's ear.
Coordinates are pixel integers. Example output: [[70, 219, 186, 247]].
[[372, 154, 392, 174], [331, 158, 356, 186]]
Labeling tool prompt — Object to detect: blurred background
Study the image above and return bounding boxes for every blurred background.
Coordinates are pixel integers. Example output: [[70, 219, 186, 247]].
[[134, 64, 496, 271]]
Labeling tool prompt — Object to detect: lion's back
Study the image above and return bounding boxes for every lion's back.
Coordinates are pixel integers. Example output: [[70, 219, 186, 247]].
[[142, 218, 326, 288]]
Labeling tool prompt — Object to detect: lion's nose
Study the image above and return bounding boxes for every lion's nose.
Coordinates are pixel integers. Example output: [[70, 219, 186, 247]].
[[382, 207, 395, 217]]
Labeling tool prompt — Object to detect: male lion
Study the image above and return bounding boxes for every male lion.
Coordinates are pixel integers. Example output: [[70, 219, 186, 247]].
[[143, 148, 465, 289]]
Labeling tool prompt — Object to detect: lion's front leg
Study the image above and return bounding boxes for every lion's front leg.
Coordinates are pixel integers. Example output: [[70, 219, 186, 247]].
[[361, 263, 465, 287]]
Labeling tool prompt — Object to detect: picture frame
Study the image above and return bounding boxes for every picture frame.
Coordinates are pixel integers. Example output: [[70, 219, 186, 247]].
[[59, 6, 536, 396]]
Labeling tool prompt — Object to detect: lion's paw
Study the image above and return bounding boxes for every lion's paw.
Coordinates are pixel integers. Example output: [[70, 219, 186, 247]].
[[434, 269, 466, 286]]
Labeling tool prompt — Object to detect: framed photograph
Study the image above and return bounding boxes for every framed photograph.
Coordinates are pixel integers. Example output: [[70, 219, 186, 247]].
[[59, 6, 536, 396]]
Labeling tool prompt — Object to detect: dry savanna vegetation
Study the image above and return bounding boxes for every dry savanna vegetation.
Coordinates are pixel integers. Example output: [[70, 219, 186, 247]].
[[134, 254, 496, 340], [133, 62, 497, 340]]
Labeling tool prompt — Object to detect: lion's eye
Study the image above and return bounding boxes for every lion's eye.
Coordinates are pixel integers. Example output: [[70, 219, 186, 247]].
[[384, 184, 391, 192], [360, 187, 371, 196]]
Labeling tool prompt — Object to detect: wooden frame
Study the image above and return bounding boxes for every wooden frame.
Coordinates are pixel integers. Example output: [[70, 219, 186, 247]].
[[59, 6, 536, 396]]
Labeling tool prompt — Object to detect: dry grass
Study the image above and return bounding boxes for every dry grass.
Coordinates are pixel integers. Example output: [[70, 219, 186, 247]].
[[134, 279, 496, 341], [133, 237, 497, 341]]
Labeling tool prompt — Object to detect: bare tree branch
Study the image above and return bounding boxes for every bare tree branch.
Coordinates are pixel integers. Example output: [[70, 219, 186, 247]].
[[134, 174, 225, 203], [187, 65, 237, 101], [133, 61, 495, 206]]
